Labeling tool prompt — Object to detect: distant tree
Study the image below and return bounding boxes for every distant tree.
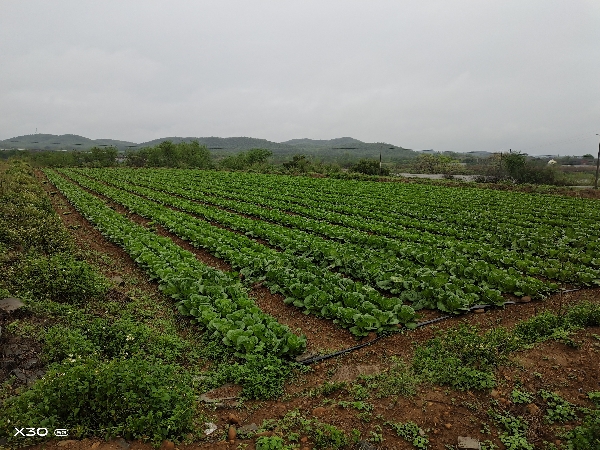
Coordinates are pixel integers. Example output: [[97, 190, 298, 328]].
[[177, 141, 211, 168], [245, 148, 272, 165], [282, 154, 310, 173], [349, 159, 389, 176], [583, 154, 594, 159], [413, 154, 460, 174], [501, 151, 528, 181], [85, 147, 118, 167], [126, 140, 211, 168]]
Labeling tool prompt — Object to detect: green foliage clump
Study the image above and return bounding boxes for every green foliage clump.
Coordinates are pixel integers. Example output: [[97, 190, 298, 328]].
[[311, 422, 350, 449], [264, 411, 354, 450], [256, 436, 294, 450], [43, 326, 98, 362], [360, 357, 418, 398], [513, 303, 600, 347], [207, 355, 293, 400], [0, 161, 71, 254], [489, 411, 533, 450], [349, 158, 390, 176], [0, 358, 194, 445], [562, 410, 600, 450], [483, 150, 565, 185], [282, 154, 311, 173], [44, 317, 190, 364], [412, 324, 519, 390], [412, 153, 460, 175], [386, 421, 429, 449], [510, 389, 534, 404], [27, 147, 118, 168], [540, 390, 577, 424], [512, 310, 570, 344], [126, 140, 212, 168], [219, 148, 273, 170], [13, 253, 108, 304]]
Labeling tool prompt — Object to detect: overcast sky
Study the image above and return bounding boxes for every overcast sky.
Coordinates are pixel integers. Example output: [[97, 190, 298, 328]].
[[1, 1, 599, 155]]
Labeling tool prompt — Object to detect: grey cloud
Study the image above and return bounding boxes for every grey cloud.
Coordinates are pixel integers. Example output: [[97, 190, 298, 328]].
[[1, 0, 599, 154]]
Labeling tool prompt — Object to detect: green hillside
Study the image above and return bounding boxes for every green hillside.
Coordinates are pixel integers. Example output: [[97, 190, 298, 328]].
[[0, 134, 419, 162], [0, 134, 136, 151]]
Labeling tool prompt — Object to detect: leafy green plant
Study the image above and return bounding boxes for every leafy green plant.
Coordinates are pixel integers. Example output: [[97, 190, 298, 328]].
[[0, 358, 194, 445], [588, 391, 600, 406], [539, 390, 577, 423], [311, 422, 350, 449], [360, 356, 418, 398], [319, 381, 347, 396], [337, 400, 373, 412], [205, 355, 293, 400], [412, 324, 518, 390], [255, 436, 293, 450], [510, 389, 534, 405], [489, 411, 533, 450], [14, 253, 108, 304], [368, 425, 384, 443], [561, 409, 600, 450], [386, 421, 429, 449], [43, 325, 98, 362], [43, 317, 190, 364]]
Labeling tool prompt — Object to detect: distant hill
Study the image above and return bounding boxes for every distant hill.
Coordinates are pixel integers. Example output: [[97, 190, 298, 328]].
[[0, 133, 419, 162], [279, 137, 416, 162], [138, 136, 297, 154], [0, 134, 136, 151], [283, 137, 365, 148]]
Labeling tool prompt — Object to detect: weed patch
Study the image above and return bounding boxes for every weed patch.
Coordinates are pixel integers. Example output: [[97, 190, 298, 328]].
[[0, 358, 194, 445]]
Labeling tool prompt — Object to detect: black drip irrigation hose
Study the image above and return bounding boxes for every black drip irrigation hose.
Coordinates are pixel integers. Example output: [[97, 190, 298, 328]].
[[297, 289, 582, 366], [297, 335, 384, 366]]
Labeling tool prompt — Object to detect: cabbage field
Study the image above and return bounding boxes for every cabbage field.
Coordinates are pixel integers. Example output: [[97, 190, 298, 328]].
[[44, 168, 600, 358]]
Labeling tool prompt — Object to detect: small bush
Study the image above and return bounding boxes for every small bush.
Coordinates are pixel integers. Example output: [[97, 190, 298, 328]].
[[44, 326, 98, 362], [562, 410, 600, 450], [566, 302, 600, 328], [256, 435, 293, 450], [386, 421, 429, 449], [0, 358, 194, 444], [207, 355, 292, 400], [512, 311, 569, 344], [412, 324, 518, 390], [44, 318, 190, 364], [311, 422, 350, 449], [14, 253, 108, 304], [349, 159, 390, 176]]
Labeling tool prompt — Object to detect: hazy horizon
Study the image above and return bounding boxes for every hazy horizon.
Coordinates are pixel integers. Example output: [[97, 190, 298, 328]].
[[2, 1, 599, 156]]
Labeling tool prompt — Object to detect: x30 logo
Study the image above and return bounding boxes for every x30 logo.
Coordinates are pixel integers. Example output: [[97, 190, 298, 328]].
[[13, 428, 68, 437]]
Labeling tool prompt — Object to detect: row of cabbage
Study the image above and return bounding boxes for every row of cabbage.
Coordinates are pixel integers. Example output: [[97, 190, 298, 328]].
[[225, 170, 600, 225], [86, 168, 599, 285], [77, 169, 560, 308], [58, 169, 419, 336], [44, 170, 307, 358], [170, 169, 600, 260], [205, 172, 600, 264], [191, 172, 600, 261]]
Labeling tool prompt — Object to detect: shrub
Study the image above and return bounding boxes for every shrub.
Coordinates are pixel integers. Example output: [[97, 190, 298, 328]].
[[44, 318, 190, 364], [207, 355, 293, 400], [350, 159, 390, 176], [14, 253, 108, 304], [0, 358, 195, 444], [412, 324, 518, 390], [44, 326, 98, 362]]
